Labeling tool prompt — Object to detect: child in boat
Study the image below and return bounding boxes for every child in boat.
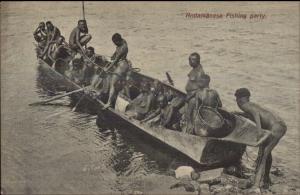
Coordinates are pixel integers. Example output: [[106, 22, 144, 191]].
[[141, 95, 182, 131], [234, 88, 287, 192]]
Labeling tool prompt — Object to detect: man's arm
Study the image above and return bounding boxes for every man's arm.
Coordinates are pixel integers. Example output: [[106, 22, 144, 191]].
[[244, 104, 262, 129], [215, 91, 222, 108], [33, 27, 40, 36], [47, 45, 55, 62], [161, 106, 174, 127], [39, 41, 56, 58], [75, 29, 85, 54], [141, 108, 161, 123], [111, 44, 127, 66]]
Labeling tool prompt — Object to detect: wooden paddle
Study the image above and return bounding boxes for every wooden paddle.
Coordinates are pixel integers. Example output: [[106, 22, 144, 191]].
[[72, 94, 86, 112], [29, 88, 84, 106]]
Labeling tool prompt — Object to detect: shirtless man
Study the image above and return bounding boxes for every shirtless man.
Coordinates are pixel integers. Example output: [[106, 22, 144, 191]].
[[67, 58, 85, 86], [69, 20, 92, 54], [39, 21, 61, 58], [82, 47, 106, 86], [33, 22, 47, 48], [103, 33, 130, 108], [141, 95, 181, 131], [44, 36, 68, 63], [184, 52, 205, 133], [234, 88, 287, 192], [126, 82, 154, 120], [195, 74, 222, 109], [46, 21, 61, 43]]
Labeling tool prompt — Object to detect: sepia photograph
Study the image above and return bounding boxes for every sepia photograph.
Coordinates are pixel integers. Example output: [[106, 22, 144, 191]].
[[1, 1, 299, 194]]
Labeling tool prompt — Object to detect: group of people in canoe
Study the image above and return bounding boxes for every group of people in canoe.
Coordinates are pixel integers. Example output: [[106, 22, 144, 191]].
[[34, 19, 287, 192]]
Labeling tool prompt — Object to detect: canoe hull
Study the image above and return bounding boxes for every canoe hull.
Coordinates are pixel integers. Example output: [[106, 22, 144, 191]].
[[36, 58, 268, 168]]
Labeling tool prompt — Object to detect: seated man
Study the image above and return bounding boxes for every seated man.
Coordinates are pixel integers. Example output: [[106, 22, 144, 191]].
[[234, 88, 287, 192], [69, 20, 92, 54], [46, 21, 61, 42], [191, 74, 223, 136], [44, 36, 71, 63], [66, 58, 85, 86], [126, 82, 155, 120], [33, 22, 47, 49], [141, 95, 182, 131], [39, 21, 61, 59], [195, 74, 222, 109], [82, 46, 107, 86]]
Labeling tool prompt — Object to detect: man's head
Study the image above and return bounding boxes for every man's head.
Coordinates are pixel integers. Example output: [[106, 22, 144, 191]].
[[86, 46, 95, 57], [141, 81, 151, 93], [57, 36, 65, 45], [46, 21, 54, 31], [78, 20, 88, 33], [189, 52, 200, 68], [235, 88, 251, 107], [157, 95, 168, 108], [39, 22, 45, 29], [152, 79, 163, 93], [112, 33, 123, 46], [198, 74, 210, 88]]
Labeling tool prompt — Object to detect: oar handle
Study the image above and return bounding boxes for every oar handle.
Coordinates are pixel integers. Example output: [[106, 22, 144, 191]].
[[29, 88, 85, 106]]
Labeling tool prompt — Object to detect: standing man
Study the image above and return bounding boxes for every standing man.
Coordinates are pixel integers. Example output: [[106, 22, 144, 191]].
[[103, 33, 130, 108], [234, 88, 287, 192], [69, 20, 92, 54], [184, 52, 205, 134]]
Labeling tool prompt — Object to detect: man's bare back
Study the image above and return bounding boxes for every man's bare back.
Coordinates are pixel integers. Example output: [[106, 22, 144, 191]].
[[196, 88, 222, 108], [240, 102, 284, 130]]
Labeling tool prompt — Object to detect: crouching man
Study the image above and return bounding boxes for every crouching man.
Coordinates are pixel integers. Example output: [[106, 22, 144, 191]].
[[234, 88, 287, 192]]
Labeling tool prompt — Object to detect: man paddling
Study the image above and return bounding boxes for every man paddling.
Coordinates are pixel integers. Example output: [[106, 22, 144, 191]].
[[184, 52, 205, 134], [103, 33, 130, 109], [69, 20, 92, 54], [234, 88, 287, 192]]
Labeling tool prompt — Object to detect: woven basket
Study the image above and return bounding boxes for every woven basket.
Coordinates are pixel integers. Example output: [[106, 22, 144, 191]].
[[194, 106, 226, 137]]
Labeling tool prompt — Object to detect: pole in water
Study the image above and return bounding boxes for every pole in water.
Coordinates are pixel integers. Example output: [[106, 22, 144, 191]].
[[82, 1, 86, 20]]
